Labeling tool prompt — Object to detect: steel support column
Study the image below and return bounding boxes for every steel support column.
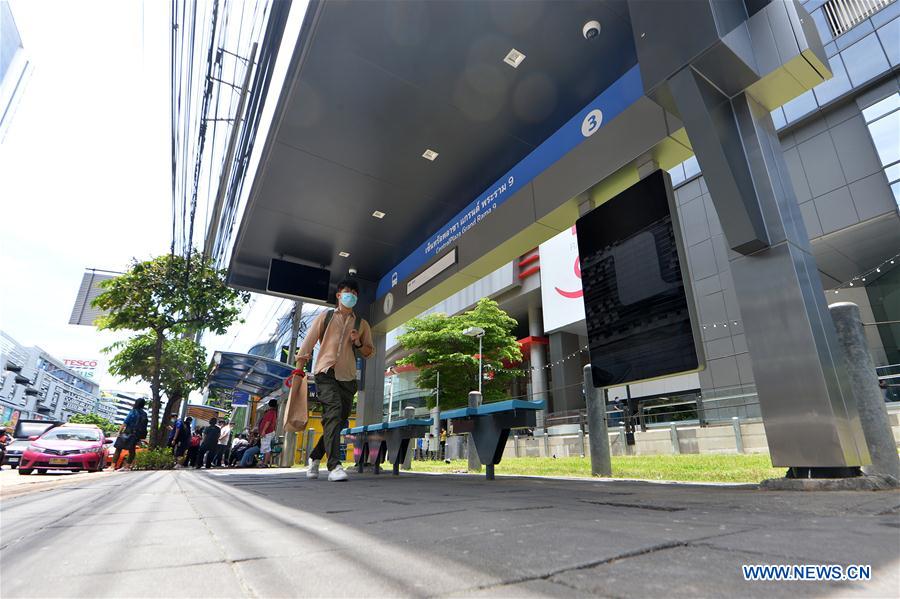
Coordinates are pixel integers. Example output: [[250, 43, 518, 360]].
[[628, 0, 870, 471], [527, 303, 548, 429], [360, 332, 386, 425], [666, 74, 868, 470]]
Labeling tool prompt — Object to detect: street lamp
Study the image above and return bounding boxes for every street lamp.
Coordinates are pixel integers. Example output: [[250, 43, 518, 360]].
[[463, 327, 485, 395]]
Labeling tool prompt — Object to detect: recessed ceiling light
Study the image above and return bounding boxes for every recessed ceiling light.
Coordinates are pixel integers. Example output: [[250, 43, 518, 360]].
[[503, 48, 526, 68], [422, 149, 439, 161], [338, 251, 350, 258], [372, 210, 386, 219]]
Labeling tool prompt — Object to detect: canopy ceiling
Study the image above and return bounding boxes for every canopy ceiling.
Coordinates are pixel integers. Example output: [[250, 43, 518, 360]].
[[228, 0, 638, 299]]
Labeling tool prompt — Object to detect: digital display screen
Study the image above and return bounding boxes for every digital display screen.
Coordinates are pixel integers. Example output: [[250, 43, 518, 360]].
[[266, 259, 331, 302], [576, 169, 702, 388]]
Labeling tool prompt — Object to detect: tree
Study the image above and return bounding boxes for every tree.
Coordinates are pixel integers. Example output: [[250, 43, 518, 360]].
[[105, 333, 209, 446], [398, 298, 523, 409], [67, 413, 118, 436], [93, 251, 248, 447]]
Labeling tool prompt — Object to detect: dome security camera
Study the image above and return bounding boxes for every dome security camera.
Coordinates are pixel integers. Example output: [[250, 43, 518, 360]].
[[583, 20, 601, 40], [348, 267, 358, 276]]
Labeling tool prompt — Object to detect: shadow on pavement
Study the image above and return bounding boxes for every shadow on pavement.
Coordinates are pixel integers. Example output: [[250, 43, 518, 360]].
[[192, 468, 900, 598]]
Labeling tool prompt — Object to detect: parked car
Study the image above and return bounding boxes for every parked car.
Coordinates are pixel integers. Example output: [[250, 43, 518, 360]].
[[19, 424, 110, 475], [2, 419, 61, 469], [104, 437, 148, 469]]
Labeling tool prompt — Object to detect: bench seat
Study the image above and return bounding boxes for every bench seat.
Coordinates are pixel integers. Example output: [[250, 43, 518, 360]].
[[440, 399, 545, 419], [440, 399, 545, 480], [387, 418, 433, 429]]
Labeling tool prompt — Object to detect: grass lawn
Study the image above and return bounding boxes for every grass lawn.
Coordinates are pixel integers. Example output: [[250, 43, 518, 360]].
[[374, 454, 786, 484]]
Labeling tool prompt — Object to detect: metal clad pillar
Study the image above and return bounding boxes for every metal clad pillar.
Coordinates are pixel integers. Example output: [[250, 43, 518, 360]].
[[628, 0, 869, 471], [583, 365, 612, 476], [527, 303, 549, 429], [360, 332, 386, 425]]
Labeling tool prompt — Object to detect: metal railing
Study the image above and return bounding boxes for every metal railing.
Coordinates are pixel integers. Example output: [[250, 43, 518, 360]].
[[822, 0, 894, 37]]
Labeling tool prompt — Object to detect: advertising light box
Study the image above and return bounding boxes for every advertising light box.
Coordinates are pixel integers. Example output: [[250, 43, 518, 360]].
[[539, 226, 586, 334], [576, 170, 704, 388]]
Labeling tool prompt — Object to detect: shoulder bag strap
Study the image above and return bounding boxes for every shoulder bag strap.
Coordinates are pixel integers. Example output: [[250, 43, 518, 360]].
[[319, 309, 335, 344]]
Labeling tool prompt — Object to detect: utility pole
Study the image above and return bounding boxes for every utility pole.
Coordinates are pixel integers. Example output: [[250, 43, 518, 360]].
[[280, 301, 303, 467], [180, 44, 257, 424], [203, 42, 258, 260]]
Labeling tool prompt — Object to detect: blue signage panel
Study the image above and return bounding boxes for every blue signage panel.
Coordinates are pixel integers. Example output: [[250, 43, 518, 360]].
[[231, 391, 250, 406], [377, 64, 644, 299]]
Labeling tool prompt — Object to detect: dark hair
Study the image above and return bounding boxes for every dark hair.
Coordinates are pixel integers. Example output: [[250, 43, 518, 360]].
[[209, 417, 218, 426], [185, 417, 193, 423], [268, 399, 278, 408], [134, 398, 146, 410], [336, 278, 359, 294]]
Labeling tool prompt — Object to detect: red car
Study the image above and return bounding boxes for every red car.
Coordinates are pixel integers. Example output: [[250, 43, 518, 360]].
[[19, 424, 110, 475]]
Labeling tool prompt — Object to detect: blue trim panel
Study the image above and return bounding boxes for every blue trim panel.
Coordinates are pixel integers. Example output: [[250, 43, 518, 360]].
[[376, 64, 645, 299], [439, 399, 546, 419], [386, 418, 433, 429]]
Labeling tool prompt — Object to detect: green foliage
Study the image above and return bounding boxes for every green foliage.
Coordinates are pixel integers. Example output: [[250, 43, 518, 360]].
[[92, 251, 248, 447], [397, 298, 523, 409], [67, 413, 118, 436], [131, 447, 175, 470], [92, 251, 248, 337], [106, 333, 208, 401]]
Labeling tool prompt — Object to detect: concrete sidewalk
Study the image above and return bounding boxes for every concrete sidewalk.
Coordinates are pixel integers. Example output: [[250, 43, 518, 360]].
[[0, 467, 118, 499], [1, 468, 897, 597]]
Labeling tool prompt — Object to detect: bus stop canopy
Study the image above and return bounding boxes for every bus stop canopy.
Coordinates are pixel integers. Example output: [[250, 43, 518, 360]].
[[206, 351, 294, 397], [226, 0, 644, 330]]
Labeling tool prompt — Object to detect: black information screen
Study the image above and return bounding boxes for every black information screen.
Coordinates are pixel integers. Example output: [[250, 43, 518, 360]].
[[576, 170, 700, 388], [267, 259, 332, 302]]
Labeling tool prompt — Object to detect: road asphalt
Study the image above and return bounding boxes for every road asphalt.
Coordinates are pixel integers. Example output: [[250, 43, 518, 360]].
[[0, 467, 898, 598]]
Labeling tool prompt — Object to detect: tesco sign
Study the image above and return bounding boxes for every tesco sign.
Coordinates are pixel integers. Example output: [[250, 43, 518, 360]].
[[65, 359, 98, 368], [64, 358, 99, 379]]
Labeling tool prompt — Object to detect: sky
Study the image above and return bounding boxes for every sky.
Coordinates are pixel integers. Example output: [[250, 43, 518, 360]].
[[0, 0, 286, 396]]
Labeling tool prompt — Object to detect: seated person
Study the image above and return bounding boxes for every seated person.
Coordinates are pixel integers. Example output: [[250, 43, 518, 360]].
[[229, 434, 250, 466], [239, 433, 261, 468]]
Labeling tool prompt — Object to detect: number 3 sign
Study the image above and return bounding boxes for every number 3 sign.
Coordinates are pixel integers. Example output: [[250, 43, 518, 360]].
[[581, 109, 603, 137]]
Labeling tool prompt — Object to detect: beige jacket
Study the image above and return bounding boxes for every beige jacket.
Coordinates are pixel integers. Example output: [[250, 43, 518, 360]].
[[297, 309, 374, 381]]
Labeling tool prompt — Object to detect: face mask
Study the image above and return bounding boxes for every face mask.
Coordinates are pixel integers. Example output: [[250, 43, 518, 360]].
[[340, 292, 358, 308]]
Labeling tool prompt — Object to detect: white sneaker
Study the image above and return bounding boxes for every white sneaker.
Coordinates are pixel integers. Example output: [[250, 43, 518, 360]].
[[306, 458, 320, 479], [328, 464, 348, 482]]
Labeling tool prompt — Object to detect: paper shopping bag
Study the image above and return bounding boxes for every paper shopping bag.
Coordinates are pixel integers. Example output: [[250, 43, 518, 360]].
[[283, 372, 309, 432]]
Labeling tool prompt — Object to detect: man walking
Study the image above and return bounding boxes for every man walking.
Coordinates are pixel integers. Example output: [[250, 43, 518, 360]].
[[196, 418, 221, 469], [296, 279, 374, 482], [171, 416, 193, 467], [110, 398, 148, 470]]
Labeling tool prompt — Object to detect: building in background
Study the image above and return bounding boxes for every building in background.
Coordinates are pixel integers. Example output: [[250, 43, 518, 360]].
[[380, 0, 900, 428], [0, 1, 32, 142], [0, 331, 108, 424], [101, 390, 148, 425]]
